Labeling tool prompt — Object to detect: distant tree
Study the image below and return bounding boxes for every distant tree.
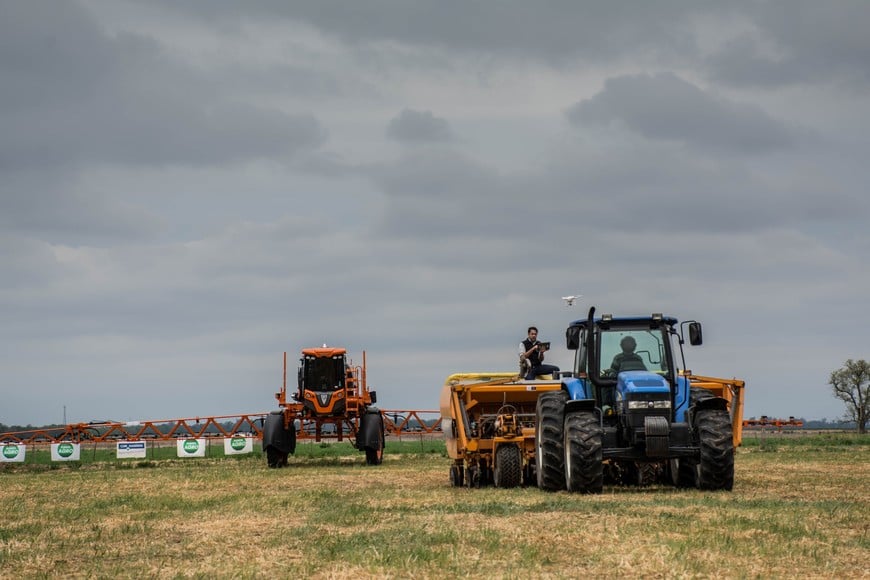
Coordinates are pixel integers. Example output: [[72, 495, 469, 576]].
[[829, 359, 869, 434]]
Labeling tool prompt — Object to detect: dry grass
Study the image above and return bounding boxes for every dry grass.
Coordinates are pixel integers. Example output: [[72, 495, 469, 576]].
[[1, 440, 868, 579]]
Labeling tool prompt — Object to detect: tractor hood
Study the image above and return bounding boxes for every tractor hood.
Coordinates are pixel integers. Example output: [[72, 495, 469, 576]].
[[616, 371, 670, 398]]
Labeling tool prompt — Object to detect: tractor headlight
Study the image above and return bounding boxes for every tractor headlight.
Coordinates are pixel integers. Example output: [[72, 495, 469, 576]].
[[627, 400, 671, 410]]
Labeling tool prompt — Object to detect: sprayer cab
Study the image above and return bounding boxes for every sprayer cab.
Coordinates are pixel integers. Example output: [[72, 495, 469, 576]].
[[294, 348, 356, 416]]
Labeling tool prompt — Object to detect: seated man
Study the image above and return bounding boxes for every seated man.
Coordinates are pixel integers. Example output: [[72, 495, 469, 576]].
[[519, 326, 560, 379], [610, 336, 647, 374]]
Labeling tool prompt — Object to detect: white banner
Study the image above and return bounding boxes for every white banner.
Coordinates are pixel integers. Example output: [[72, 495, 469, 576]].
[[51, 442, 81, 461], [223, 436, 253, 455], [176, 438, 207, 458], [116, 440, 148, 459], [0, 444, 26, 463]]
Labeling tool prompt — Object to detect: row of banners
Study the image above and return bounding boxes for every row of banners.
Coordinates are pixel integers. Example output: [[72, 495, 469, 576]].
[[0, 436, 255, 463]]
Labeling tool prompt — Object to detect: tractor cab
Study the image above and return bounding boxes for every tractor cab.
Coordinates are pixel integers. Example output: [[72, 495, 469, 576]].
[[565, 313, 703, 431], [296, 347, 351, 417]]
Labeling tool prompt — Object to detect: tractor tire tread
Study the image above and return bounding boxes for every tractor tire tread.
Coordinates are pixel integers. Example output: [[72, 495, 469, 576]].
[[696, 408, 734, 490], [535, 390, 568, 491], [564, 411, 603, 494]]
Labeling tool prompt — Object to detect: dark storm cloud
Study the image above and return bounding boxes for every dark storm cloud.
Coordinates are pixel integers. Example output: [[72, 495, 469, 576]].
[[0, 1, 326, 169], [386, 110, 453, 143], [566, 73, 795, 153]]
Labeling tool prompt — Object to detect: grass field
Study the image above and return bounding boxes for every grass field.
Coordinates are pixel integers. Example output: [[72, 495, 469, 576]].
[[1, 434, 868, 578]]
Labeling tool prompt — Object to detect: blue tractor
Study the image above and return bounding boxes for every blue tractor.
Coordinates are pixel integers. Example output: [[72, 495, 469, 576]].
[[534, 306, 737, 493]]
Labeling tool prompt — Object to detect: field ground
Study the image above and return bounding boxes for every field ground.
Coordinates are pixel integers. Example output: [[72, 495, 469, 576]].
[[1, 434, 868, 579]]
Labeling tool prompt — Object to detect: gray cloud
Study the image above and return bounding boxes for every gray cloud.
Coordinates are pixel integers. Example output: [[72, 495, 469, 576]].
[[705, 1, 870, 88], [120, 1, 870, 88], [0, 170, 164, 244], [566, 73, 796, 153], [387, 109, 453, 143], [1, 1, 868, 425], [0, 1, 327, 170], [147, 0, 703, 64]]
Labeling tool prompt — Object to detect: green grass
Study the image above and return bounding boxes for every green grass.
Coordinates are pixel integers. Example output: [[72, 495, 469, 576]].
[[1, 434, 867, 578], [742, 430, 865, 451]]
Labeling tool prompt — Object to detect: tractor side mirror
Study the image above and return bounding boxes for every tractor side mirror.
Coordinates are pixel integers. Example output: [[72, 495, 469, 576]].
[[566, 326, 581, 350], [688, 322, 703, 346]]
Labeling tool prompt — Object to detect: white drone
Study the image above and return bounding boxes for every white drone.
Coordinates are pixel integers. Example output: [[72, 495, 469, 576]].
[[561, 294, 583, 306]]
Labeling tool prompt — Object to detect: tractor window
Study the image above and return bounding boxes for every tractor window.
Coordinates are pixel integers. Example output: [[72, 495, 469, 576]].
[[600, 329, 666, 376], [573, 328, 588, 375], [302, 355, 346, 391]]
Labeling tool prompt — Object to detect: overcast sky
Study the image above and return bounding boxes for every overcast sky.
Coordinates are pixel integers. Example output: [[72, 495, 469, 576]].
[[2, 1, 869, 426]]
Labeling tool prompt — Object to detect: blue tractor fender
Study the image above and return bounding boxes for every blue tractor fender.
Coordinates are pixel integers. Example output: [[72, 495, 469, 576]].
[[562, 377, 596, 413], [674, 376, 691, 422]]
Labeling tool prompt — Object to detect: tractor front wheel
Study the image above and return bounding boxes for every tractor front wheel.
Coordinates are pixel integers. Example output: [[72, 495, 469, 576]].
[[564, 411, 603, 493]]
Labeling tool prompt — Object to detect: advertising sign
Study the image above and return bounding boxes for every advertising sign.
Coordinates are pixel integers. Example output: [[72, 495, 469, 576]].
[[223, 436, 253, 455], [0, 444, 26, 463], [176, 438, 207, 458], [51, 442, 81, 461], [116, 440, 148, 459]]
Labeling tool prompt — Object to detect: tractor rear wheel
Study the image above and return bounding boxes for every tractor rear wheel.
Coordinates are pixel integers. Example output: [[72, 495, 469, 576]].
[[494, 445, 522, 488], [564, 411, 603, 493], [697, 408, 734, 490], [535, 390, 567, 491], [690, 386, 715, 404]]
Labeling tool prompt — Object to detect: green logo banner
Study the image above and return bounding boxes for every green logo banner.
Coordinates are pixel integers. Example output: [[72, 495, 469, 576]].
[[177, 438, 206, 457], [223, 436, 252, 455], [51, 442, 80, 461]]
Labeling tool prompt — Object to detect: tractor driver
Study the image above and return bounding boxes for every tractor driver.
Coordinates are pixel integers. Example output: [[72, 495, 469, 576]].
[[519, 326, 560, 380], [609, 335, 647, 374]]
